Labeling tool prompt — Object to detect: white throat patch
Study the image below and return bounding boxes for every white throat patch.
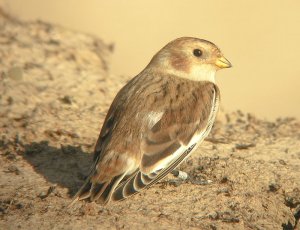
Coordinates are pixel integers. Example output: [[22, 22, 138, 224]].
[[188, 64, 217, 83], [164, 64, 217, 83]]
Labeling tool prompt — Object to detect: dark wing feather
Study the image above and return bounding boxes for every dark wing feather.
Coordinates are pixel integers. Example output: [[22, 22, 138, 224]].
[[112, 144, 196, 201]]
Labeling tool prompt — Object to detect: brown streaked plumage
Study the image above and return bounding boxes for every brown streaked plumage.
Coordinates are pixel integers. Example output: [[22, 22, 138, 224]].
[[71, 37, 231, 205]]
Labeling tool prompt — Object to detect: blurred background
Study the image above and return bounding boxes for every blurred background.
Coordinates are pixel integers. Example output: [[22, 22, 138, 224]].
[[1, 0, 299, 119]]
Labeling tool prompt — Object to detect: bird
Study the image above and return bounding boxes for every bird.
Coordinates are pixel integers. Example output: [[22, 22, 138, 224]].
[[71, 37, 231, 205]]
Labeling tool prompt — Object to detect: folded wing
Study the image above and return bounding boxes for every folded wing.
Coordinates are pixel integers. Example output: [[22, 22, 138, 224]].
[[112, 81, 219, 201]]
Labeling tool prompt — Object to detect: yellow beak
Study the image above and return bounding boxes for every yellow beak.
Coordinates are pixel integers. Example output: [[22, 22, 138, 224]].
[[215, 56, 232, 68]]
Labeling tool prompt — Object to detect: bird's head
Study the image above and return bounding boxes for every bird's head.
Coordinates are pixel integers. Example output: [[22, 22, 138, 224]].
[[147, 37, 232, 83]]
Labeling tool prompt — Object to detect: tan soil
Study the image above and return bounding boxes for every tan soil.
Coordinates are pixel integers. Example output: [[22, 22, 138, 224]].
[[0, 9, 300, 230]]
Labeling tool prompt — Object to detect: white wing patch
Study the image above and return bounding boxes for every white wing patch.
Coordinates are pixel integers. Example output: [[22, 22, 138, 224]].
[[146, 111, 164, 129]]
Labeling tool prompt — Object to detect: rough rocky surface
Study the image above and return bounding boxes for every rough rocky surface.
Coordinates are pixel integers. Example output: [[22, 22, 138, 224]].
[[0, 9, 300, 230]]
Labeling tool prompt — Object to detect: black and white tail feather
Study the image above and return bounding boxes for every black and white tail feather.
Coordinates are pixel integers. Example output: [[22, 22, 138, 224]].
[[69, 143, 196, 206]]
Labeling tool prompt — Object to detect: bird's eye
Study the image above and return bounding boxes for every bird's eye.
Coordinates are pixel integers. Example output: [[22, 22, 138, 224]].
[[193, 49, 202, 57]]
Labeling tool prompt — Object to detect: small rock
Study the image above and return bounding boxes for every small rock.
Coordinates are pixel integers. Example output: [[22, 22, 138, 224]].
[[235, 143, 256, 150], [6, 165, 21, 175], [279, 159, 287, 165], [0, 206, 8, 214], [48, 39, 60, 45], [38, 185, 57, 199], [197, 166, 204, 171], [228, 201, 239, 210], [284, 148, 289, 153], [15, 203, 24, 209], [269, 182, 280, 192], [38, 191, 48, 199], [191, 179, 213, 185], [217, 187, 230, 195], [208, 211, 219, 220], [220, 176, 228, 183], [60, 95, 73, 104], [285, 189, 300, 208], [210, 224, 217, 230], [172, 170, 188, 180], [223, 216, 240, 223]]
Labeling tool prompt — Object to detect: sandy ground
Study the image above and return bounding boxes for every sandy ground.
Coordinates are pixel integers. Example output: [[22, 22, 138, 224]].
[[0, 10, 300, 230]]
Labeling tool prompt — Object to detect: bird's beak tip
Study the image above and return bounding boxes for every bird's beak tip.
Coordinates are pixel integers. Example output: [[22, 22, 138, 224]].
[[215, 56, 232, 69]]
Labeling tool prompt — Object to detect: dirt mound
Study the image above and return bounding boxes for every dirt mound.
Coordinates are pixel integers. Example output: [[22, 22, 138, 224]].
[[0, 9, 299, 230]]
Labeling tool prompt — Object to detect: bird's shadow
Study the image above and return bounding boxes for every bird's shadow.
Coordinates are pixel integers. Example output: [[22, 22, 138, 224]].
[[21, 141, 93, 196]]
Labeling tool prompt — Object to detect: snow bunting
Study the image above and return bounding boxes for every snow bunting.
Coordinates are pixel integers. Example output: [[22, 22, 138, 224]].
[[71, 37, 231, 205]]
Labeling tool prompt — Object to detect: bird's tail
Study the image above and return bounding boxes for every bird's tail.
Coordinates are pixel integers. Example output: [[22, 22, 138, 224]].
[[69, 170, 165, 206], [111, 170, 160, 201], [69, 172, 127, 207]]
